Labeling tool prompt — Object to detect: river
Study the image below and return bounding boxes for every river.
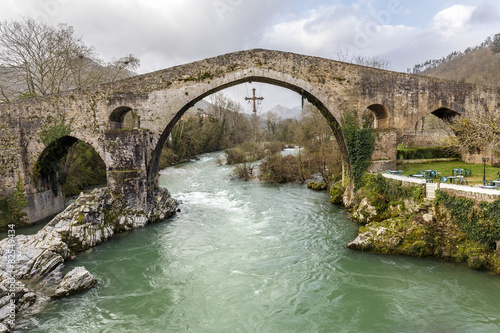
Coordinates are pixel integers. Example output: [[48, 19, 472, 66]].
[[19, 152, 500, 332]]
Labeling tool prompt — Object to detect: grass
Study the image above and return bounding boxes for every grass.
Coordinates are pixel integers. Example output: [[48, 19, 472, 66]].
[[396, 160, 500, 185]]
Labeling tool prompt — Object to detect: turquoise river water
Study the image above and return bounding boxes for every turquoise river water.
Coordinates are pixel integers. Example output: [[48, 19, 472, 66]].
[[18, 152, 500, 332]]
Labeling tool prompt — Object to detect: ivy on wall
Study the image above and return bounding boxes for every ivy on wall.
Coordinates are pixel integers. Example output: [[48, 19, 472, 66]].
[[435, 190, 500, 249], [40, 114, 73, 146], [365, 174, 425, 202], [341, 110, 375, 189]]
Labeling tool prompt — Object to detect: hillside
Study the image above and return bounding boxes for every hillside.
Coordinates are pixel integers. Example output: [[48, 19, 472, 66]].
[[421, 47, 500, 86], [410, 35, 500, 87]]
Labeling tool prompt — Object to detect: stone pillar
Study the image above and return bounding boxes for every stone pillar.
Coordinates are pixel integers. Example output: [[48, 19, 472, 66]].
[[104, 129, 153, 212], [368, 129, 398, 173]]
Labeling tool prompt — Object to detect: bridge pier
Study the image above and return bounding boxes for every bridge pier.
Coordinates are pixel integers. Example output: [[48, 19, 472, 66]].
[[105, 128, 154, 212]]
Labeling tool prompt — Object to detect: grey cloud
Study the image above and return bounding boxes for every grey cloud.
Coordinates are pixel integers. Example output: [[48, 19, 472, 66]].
[[61, 0, 293, 73], [470, 1, 500, 24]]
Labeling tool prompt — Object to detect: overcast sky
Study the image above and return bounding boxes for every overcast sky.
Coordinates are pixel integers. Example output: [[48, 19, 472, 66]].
[[1, 0, 499, 113]]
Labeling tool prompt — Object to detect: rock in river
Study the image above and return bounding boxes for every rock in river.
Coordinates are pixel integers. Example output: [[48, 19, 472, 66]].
[[53, 266, 97, 298]]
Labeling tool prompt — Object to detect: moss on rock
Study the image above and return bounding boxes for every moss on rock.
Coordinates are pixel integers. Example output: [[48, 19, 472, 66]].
[[329, 182, 345, 205], [307, 182, 328, 191]]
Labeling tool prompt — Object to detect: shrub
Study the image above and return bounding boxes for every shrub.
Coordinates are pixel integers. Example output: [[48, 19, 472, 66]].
[[230, 162, 254, 181], [363, 174, 425, 203], [0, 179, 28, 229], [259, 154, 296, 183], [397, 147, 457, 160]]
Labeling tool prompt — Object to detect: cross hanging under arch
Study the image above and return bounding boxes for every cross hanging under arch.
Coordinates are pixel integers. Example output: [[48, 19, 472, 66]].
[[244, 88, 264, 113]]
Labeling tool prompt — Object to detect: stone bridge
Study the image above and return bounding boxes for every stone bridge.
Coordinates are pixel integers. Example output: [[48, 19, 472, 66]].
[[1, 49, 499, 223]]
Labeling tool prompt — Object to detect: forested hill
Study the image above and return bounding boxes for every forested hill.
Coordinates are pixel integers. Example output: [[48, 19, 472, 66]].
[[408, 34, 500, 87]]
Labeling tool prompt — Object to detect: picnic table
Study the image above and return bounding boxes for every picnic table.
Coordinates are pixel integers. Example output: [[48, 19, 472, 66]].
[[440, 176, 464, 184], [452, 168, 472, 177], [421, 170, 439, 178]]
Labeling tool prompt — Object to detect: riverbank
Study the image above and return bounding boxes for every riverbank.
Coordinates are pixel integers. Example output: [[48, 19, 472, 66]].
[[0, 187, 177, 331], [342, 174, 500, 273]]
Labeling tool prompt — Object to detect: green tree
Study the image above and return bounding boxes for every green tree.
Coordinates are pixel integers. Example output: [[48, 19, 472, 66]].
[[491, 33, 500, 54], [59, 142, 106, 196]]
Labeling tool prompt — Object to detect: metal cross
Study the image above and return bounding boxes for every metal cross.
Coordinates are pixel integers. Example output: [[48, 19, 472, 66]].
[[244, 88, 264, 113]]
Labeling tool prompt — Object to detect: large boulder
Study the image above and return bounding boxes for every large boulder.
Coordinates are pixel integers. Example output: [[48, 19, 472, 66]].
[[350, 197, 379, 224], [53, 267, 97, 298]]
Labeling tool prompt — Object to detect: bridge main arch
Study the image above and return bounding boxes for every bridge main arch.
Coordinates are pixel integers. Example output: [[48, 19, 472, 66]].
[[145, 70, 351, 193]]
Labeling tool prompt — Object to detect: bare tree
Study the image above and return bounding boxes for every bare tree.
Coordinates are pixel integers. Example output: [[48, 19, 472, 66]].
[[336, 49, 391, 70], [0, 17, 139, 102], [265, 111, 281, 138], [441, 109, 500, 155]]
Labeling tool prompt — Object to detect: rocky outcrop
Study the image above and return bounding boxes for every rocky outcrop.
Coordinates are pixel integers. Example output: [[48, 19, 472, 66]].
[[0, 187, 177, 331], [346, 217, 434, 256], [345, 185, 500, 274]]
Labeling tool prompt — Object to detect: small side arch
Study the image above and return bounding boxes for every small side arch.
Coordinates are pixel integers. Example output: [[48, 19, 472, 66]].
[[362, 104, 389, 129], [412, 107, 459, 133], [109, 106, 140, 129], [401, 107, 458, 148], [34, 135, 106, 196]]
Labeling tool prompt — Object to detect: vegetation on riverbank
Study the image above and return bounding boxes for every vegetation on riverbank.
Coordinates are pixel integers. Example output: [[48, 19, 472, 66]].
[[226, 102, 344, 184], [340, 110, 374, 190], [342, 174, 500, 273]]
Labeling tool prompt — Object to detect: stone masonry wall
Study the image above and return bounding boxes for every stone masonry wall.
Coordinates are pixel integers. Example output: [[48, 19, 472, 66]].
[[105, 128, 154, 211], [461, 148, 500, 167], [383, 174, 499, 203], [400, 130, 449, 148], [0, 115, 21, 197], [439, 184, 500, 203]]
